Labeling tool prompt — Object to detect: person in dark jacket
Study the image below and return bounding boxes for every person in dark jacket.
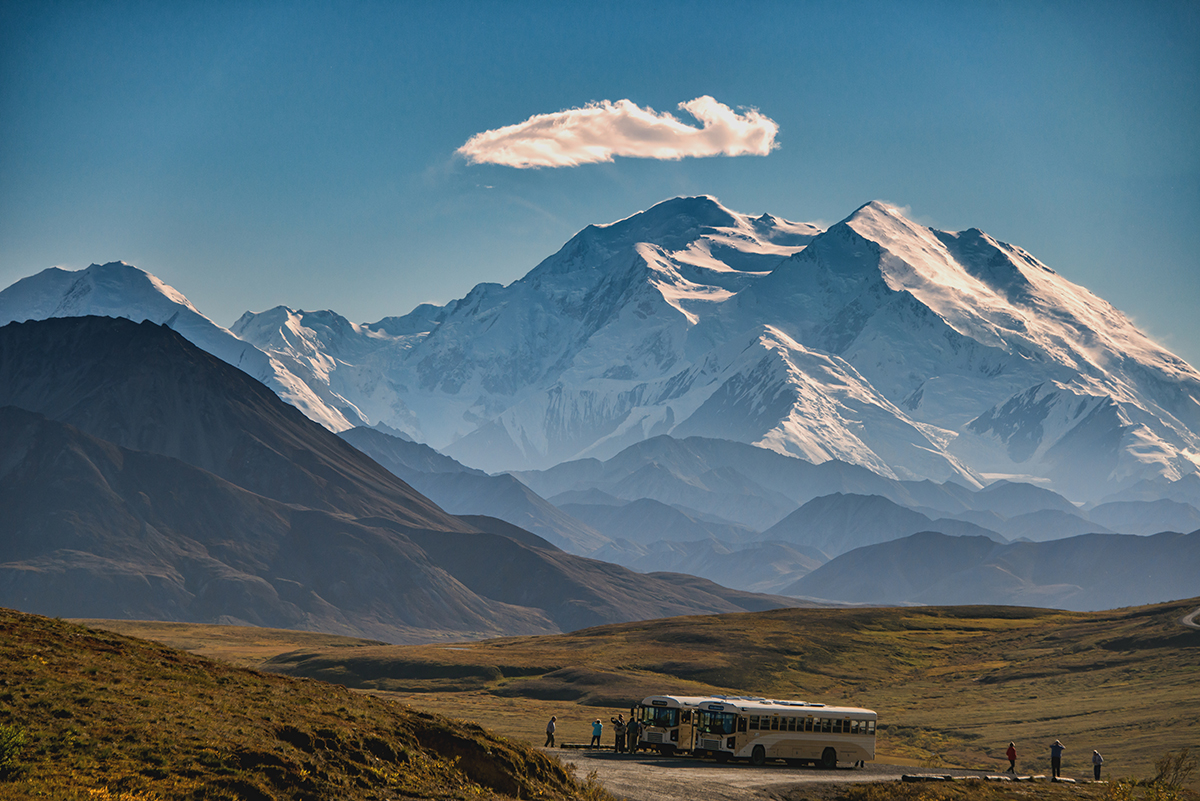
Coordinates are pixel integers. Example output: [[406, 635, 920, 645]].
[[1093, 750, 1104, 781], [544, 715, 557, 748], [1050, 740, 1065, 779], [1006, 742, 1017, 774]]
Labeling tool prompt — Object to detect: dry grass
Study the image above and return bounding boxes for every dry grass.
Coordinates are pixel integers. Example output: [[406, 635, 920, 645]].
[[1, 608, 616, 800]]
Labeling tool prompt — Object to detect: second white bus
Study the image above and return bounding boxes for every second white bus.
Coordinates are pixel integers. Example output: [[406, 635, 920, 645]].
[[692, 698, 876, 767]]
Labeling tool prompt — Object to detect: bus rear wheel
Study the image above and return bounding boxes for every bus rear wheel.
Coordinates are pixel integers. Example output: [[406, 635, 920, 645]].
[[821, 748, 837, 769], [750, 745, 766, 766]]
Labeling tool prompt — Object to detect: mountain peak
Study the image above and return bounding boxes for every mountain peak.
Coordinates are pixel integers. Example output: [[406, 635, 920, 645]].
[[595, 195, 741, 241], [842, 200, 917, 230]]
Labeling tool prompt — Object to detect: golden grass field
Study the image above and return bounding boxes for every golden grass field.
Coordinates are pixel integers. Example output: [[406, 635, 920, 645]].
[[2, 610, 611, 800], [84, 597, 1200, 791]]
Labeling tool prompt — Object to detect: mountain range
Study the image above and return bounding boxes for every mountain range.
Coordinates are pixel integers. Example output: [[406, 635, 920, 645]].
[[5, 198, 1198, 501], [0, 316, 806, 640], [2, 196, 1199, 621], [228, 197, 1200, 500]]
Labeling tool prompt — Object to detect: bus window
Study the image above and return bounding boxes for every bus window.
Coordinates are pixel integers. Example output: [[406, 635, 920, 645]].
[[771, 717, 779, 731], [787, 717, 796, 732], [851, 720, 860, 735], [642, 707, 680, 728], [738, 717, 747, 733], [698, 711, 737, 736], [822, 719, 832, 733], [868, 720, 876, 735], [749, 716, 759, 730], [807, 718, 816, 732], [681, 710, 691, 724], [833, 719, 842, 733]]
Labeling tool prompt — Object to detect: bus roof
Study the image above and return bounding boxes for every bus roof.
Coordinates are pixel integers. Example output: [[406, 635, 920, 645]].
[[639, 695, 714, 708], [698, 699, 876, 717]]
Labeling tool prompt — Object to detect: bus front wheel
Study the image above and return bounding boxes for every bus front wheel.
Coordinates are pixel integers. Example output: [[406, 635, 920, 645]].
[[750, 745, 766, 766], [821, 748, 837, 769]]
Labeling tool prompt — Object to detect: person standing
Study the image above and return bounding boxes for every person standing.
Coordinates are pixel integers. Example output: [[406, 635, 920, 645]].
[[590, 719, 603, 748], [611, 714, 626, 753], [544, 715, 557, 748], [1050, 739, 1066, 779], [1093, 750, 1104, 781], [1006, 742, 1017, 774], [628, 717, 640, 753]]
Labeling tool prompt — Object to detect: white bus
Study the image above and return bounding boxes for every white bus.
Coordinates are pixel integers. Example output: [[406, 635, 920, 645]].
[[634, 695, 712, 755], [692, 698, 876, 767]]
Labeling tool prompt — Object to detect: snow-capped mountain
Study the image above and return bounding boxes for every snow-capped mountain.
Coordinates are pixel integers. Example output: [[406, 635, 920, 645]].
[[226, 197, 1200, 498], [7, 197, 1199, 501], [0, 262, 363, 431]]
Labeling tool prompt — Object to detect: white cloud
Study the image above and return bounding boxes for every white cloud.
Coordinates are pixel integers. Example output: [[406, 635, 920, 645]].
[[457, 96, 779, 169]]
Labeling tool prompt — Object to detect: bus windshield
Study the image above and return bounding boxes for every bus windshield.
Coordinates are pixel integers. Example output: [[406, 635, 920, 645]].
[[697, 711, 737, 735], [640, 707, 680, 728]]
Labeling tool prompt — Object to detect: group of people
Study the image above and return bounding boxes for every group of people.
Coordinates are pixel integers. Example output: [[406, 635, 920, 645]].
[[607, 714, 644, 753], [547, 714, 645, 752], [1005, 740, 1105, 781]]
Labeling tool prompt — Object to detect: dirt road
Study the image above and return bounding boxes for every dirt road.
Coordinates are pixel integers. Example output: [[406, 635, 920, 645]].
[[1180, 605, 1200, 630], [554, 749, 1001, 801]]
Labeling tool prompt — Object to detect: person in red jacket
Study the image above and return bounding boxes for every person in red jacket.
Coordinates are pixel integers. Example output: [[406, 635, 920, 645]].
[[1006, 742, 1017, 774]]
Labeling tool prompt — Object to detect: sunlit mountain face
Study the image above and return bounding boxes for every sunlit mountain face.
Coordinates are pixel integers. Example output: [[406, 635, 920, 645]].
[[5, 197, 1199, 502]]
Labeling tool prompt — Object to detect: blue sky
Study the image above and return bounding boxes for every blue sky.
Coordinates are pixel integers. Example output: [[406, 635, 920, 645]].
[[2, 1, 1198, 364]]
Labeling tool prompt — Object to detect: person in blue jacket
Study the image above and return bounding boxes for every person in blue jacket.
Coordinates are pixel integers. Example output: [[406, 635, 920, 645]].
[[590, 719, 603, 748]]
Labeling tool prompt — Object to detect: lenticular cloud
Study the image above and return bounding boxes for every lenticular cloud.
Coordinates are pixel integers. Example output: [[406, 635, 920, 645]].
[[457, 96, 779, 168]]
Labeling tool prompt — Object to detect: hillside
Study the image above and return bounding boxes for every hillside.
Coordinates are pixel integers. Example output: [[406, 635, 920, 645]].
[[0, 406, 549, 640], [0, 607, 604, 800]]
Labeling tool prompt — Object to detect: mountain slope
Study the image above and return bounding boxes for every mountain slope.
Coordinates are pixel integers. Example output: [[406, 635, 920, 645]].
[[785, 530, 1200, 610], [558, 496, 757, 545], [0, 316, 461, 530], [761, 492, 1005, 557], [0, 261, 360, 430], [0, 406, 552, 641], [338, 426, 608, 553]]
